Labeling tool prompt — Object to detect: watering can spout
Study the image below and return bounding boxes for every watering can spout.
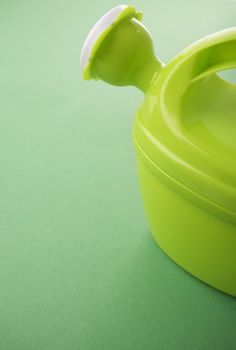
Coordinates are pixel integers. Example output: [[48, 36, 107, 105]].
[[80, 5, 163, 93]]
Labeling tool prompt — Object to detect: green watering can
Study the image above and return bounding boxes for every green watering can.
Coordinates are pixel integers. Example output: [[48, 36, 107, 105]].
[[81, 5, 236, 297]]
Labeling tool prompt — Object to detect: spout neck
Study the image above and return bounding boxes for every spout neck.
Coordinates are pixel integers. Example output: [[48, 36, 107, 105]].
[[132, 57, 164, 93]]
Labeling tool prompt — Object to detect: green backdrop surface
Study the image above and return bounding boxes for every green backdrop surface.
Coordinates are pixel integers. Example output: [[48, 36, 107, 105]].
[[0, 1, 236, 349]]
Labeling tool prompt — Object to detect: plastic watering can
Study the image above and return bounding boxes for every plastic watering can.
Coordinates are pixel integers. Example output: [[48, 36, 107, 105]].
[[81, 5, 236, 297]]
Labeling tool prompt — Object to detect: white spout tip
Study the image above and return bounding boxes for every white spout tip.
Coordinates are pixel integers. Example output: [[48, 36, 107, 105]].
[[80, 5, 128, 69]]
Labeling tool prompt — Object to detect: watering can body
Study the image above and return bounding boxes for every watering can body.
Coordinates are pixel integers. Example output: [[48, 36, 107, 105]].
[[81, 5, 236, 297]]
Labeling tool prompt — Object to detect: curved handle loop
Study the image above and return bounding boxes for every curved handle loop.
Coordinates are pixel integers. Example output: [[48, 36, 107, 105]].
[[190, 28, 236, 84]]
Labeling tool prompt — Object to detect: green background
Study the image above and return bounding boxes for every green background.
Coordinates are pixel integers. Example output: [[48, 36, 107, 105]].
[[0, 1, 236, 349]]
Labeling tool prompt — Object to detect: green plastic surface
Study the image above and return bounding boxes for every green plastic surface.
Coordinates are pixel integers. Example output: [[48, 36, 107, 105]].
[[1, 1, 236, 350], [134, 29, 236, 218], [83, 4, 236, 297]]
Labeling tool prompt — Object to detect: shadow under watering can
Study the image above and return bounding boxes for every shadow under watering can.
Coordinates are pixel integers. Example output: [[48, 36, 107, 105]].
[[81, 5, 236, 297]]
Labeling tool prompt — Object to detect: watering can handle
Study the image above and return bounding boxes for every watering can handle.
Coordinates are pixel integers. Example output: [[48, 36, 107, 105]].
[[189, 28, 236, 84]]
